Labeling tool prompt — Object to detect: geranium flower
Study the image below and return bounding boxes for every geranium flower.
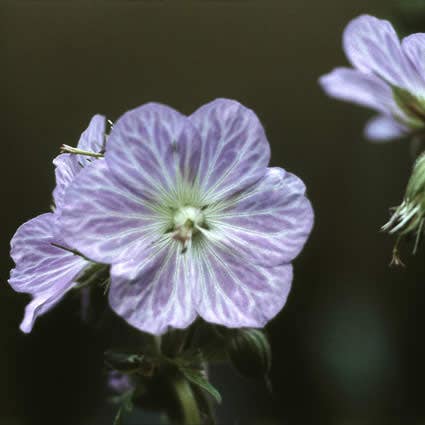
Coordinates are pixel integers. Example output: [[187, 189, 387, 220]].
[[8, 115, 105, 332], [319, 15, 425, 142], [108, 371, 133, 394], [59, 99, 314, 334]]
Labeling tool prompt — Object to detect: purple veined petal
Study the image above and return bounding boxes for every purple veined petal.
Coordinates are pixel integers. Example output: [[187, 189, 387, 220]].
[[319, 67, 396, 114], [402, 33, 425, 84], [189, 99, 270, 202], [52, 154, 81, 211], [60, 159, 165, 267], [193, 241, 293, 328], [364, 114, 407, 142], [108, 242, 197, 335], [53, 116, 105, 212], [9, 213, 88, 332], [205, 167, 314, 267], [343, 15, 424, 93], [76, 115, 106, 166], [105, 103, 202, 199], [19, 287, 69, 334]]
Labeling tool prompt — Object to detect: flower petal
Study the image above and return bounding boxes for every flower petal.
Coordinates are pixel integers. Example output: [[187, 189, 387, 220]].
[[9, 213, 88, 332], [189, 99, 270, 202], [60, 160, 163, 267], [343, 15, 423, 93], [53, 116, 105, 211], [319, 67, 395, 114], [206, 167, 313, 267], [105, 103, 201, 200], [19, 289, 68, 334], [108, 243, 196, 334], [364, 115, 406, 142], [402, 33, 425, 84], [76, 114, 106, 166], [52, 154, 81, 211], [194, 242, 293, 328]]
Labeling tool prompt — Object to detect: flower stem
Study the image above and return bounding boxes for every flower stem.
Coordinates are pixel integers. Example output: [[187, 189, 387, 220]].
[[171, 374, 201, 425]]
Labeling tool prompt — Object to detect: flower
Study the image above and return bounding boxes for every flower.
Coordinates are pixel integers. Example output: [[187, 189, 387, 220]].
[[108, 371, 133, 394], [8, 115, 106, 332], [59, 99, 314, 334], [319, 14, 425, 142]]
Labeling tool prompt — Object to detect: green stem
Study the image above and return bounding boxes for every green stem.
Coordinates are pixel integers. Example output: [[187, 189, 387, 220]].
[[172, 375, 201, 425]]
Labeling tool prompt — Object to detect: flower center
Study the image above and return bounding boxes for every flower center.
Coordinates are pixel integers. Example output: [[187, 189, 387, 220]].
[[392, 86, 425, 128], [172, 206, 205, 250]]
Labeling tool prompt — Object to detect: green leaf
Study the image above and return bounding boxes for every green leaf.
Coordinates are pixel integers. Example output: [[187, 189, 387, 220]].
[[113, 390, 134, 425], [113, 406, 123, 425], [180, 367, 222, 404]]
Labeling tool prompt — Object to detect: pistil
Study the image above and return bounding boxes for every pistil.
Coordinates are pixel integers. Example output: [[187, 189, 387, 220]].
[[172, 206, 205, 252]]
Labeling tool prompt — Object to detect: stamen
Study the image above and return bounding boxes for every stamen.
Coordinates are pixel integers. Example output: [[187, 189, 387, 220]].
[[171, 206, 205, 252]]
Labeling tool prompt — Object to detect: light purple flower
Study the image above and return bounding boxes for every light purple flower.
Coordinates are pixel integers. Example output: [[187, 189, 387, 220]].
[[8, 115, 106, 332], [59, 99, 314, 334], [108, 371, 133, 394], [319, 15, 425, 142]]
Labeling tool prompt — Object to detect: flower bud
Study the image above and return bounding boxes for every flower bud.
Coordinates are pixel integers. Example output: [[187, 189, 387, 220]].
[[108, 370, 133, 394], [226, 328, 271, 380], [383, 152, 425, 261]]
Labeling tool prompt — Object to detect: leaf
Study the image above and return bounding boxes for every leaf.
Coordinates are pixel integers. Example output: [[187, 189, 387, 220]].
[[180, 367, 222, 404], [113, 390, 134, 425], [113, 406, 123, 425]]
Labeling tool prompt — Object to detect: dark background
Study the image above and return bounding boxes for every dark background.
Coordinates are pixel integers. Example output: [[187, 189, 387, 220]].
[[2, 1, 425, 424]]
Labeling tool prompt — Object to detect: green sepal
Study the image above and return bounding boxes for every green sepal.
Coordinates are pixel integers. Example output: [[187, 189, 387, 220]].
[[406, 152, 425, 202], [392, 85, 425, 127], [74, 262, 110, 289], [226, 328, 271, 381], [189, 383, 217, 425], [105, 350, 152, 375], [179, 367, 222, 405], [113, 390, 134, 425]]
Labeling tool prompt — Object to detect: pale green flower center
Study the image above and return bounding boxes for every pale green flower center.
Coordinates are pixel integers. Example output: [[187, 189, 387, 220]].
[[172, 206, 205, 248], [392, 86, 425, 129]]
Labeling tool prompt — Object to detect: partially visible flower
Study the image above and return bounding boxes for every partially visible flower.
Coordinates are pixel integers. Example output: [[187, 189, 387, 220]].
[[108, 370, 133, 394], [60, 99, 314, 335], [382, 152, 425, 262], [8, 115, 106, 332], [319, 14, 425, 142], [54, 114, 106, 212]]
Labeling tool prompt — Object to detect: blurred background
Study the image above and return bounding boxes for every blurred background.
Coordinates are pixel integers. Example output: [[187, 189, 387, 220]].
[[2, 0, 425, 424]]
